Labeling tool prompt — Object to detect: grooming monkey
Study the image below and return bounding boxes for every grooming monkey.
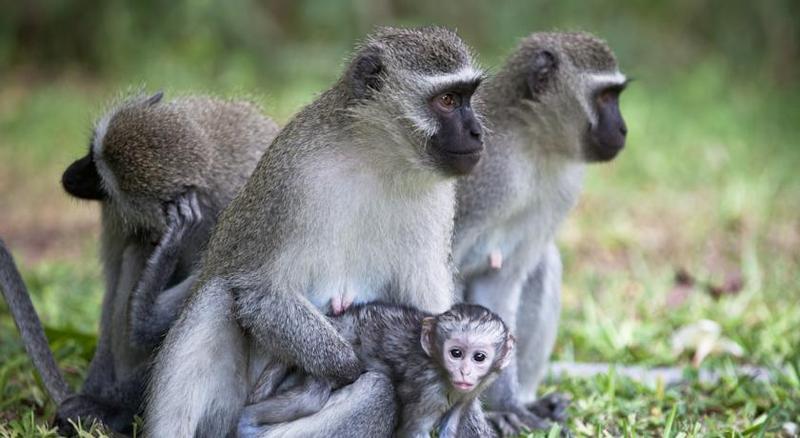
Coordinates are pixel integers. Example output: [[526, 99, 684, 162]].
[[239, 303, 513, 438], [145, 26, 485, 437], [454, 32, 629, 434], [0, 92, 278, 433]]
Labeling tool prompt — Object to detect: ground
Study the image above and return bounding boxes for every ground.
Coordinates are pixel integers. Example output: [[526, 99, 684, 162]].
[[0, 61, 798, 436]]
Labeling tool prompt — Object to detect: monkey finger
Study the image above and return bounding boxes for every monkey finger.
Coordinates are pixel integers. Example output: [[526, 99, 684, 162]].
[[165, 202, 180, 226], [188, 190, 203, 226], [177, 194, 194, 226]]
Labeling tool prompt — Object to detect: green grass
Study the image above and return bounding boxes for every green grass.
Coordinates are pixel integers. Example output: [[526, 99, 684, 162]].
[[1, 58, 799, 436]]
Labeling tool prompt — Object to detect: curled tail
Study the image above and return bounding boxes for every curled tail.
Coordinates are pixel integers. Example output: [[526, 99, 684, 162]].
[[0, 238, 71, 404]]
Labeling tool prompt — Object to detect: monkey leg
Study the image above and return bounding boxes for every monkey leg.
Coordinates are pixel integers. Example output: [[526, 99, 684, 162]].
[[465, 252, 557, 435], [517, 242, 569, 423], [238, 375, 333, 434], [239, 371, 397, 438], [145, 280, 249, 438]]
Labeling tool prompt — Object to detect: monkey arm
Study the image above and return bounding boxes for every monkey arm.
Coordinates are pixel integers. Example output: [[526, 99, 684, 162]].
[[451, 399, 497, 438], [235, 286, 363, 385], [127, 191, 202, 350], [130, 274, 197, 350], [0, 238, 71, 404]]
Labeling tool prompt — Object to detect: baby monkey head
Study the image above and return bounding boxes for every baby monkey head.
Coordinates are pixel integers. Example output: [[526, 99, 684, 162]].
[[421, 304, 515, 394]]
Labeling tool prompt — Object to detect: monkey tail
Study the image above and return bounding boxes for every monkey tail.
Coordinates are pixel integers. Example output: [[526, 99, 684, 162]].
[[0, 238, 71, 404]]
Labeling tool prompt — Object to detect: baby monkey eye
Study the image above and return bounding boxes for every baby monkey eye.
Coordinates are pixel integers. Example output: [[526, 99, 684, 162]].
[[450, 348, 463, 359], [473, 352, 486, 362]]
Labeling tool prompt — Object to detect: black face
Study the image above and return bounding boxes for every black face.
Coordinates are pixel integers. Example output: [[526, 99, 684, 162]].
[[62, 151, 105, 200], [584, 83, 627, 162], [428, 81, 484, 175]]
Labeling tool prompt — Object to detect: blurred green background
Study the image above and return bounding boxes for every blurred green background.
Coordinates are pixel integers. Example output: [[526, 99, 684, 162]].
[[0, 1, 798, 436]]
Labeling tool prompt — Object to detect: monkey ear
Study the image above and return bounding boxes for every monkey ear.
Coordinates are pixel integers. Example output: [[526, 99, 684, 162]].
[[497, 334, 516, 370], [146, 90, 164, 106], [350, 48, 384, 100], [527, 50, 557, 97], [420, 317, 436, 357]]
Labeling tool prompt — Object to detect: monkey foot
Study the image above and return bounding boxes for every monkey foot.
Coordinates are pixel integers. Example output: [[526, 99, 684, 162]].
[[54, 394, 134, 436], [485, 404, 554, 437], [526, 392, 570, 423]]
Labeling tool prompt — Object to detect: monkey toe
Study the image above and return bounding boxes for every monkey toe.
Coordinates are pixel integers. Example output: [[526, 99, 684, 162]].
[[527, 392, 570, 423]]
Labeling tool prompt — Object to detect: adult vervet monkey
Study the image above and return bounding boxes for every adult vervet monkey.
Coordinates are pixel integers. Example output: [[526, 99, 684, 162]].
[[455, 32, 628, 435], [0, 92, 278, 433], [145, 26, 486, 437]]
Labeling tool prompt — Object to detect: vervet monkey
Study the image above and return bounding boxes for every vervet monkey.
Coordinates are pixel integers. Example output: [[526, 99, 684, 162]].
[[239, 303, 513, 438], [455, 32, 628, 434], [145, 26, 485, 437], [0, 92, 278, 433]]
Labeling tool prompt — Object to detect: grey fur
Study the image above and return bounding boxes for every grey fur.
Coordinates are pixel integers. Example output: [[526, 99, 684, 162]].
[[454, 32, 627, 435], [145, 26, 483, 437], [1, 92, 277, 434], [240, 303, 507, 438]]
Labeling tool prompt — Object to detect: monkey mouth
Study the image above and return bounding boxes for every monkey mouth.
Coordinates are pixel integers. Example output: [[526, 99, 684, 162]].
[[452, 381, 475, 392]]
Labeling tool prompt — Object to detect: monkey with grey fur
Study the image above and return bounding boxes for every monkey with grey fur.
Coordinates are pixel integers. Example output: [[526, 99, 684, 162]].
[[0, 92, 278, 434], [239, 303, 513, 438], [455, 32, 629, 435], [145, 26, 485, 437]]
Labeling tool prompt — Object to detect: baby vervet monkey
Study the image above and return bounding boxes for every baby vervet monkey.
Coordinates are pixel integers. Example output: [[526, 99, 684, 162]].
[[239, 303, 515, 438]]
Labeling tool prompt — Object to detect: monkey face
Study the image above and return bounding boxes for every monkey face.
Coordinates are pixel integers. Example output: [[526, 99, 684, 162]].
[[62, 151, 106, 201], [427, 82, 485, 176], [442, 335, 496, 393], [583, 81, 628, 162]]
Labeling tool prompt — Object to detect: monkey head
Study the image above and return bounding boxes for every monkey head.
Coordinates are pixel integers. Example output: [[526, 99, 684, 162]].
[[489, 32, 629, 162], [344, 26, 486, 176], [421, 304, 515, 394]]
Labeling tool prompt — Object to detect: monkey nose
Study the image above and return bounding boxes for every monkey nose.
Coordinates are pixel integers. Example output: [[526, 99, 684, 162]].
[[467, 121, 482, 141]]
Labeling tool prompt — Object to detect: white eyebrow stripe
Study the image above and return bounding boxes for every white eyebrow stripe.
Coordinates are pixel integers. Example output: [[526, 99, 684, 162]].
[[424, 66, 483, 87], [91, 111, 122, 199], [92, 113, 112, 156], [589, 71, 627, 85]]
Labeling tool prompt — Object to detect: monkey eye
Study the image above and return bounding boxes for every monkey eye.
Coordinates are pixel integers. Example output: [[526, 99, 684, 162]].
[[596, 85, 625, 105], [450, 348, 463, 359], [434, 92, 461, 112], [473, 352, 486, 362], [596, 90, 615, 106]]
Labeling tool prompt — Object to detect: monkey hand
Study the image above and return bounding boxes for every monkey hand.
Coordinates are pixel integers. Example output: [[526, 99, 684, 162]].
[[158, 190, 203, 254], [325, 345, 364, 387]]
